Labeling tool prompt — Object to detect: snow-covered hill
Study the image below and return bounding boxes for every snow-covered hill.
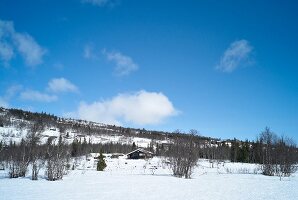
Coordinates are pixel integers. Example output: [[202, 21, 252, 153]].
[[0, 107, 171, 148], [0, 125, 168, 148]]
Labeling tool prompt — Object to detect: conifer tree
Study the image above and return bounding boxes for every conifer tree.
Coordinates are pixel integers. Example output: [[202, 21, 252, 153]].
[[132, 142, 137, 150], [97, 151, 107, 171]]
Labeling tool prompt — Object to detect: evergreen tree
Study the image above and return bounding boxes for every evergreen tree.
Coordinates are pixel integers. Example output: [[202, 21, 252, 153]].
[[71, 138, 82, 157], [230, 138, 239, 162], [132, 142, 137, 150], [97, 151, 107, 171], [82, 137, 88, 155], [242, 140, 250, 163]]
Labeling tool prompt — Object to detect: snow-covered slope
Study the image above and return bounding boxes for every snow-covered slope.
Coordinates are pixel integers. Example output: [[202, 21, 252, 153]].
[[0, 125, 168, 148], [1, 107, 225, 150], [0, 108, 171, 147]]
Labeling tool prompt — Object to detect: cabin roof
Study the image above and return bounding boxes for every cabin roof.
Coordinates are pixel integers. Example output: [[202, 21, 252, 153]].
[[126, 148, 153, 156]]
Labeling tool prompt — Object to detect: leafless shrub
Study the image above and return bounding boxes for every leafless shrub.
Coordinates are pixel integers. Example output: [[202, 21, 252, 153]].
[[45, 135, 70, 181], [166, 130, 200, 179]]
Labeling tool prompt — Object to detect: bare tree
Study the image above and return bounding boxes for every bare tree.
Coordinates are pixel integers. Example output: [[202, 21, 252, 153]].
[[0, 140, 3, 163], [258, 127, 297, 178], [275, 136, 297, 179], [45, 135, 69, 181], [26, 123, 44, 180], [6, 139, 30, 178], [167, 130, 199, 179], [259, 127, 277, 176], [16, 139, 30, 177]]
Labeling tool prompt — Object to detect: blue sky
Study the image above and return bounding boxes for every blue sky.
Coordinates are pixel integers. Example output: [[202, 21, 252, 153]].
[[0, 0, 298, 141]]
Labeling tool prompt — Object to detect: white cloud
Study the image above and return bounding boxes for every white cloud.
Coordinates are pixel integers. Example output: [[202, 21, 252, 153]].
[[0, 20, 14, 65], [5, 84, 23, 99], [0, 19, 46, 67], [216, 39, 253, 73], [20, 90, 57, 102], [103, 49, 138, 76], [0, 19, 14, 37], [0, 42, 14, 65], [83, 45, 96, 59], [82, 0, 116, 7], [13, 33, 46, 66], [7, 78, 78, 104], [48, 78, 78, 93], [0, 84, 23, 108], [69, 90, 177, 125]]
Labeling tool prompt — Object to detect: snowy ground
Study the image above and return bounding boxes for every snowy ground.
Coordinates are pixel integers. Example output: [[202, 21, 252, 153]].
[[0, 156, 297, 200]]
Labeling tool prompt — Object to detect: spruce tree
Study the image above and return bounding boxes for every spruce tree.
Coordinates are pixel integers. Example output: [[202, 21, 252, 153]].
[[97, 151, 107, 171], [132, 142, 137, 150]]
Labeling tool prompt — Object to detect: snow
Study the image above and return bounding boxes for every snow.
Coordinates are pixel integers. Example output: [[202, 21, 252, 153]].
[[0, 126, 28, 143], [1, 157, 297, 200], [0, 124, 167, 147], [0, 114, 297, 199]]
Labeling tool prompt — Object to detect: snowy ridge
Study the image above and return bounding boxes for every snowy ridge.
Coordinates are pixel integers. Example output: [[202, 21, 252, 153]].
[[0, 125, 168, 148], [0, 107, 171, 147]]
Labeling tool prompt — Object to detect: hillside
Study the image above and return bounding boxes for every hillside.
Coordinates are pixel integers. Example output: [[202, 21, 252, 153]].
[[0, 107, 220, 150]]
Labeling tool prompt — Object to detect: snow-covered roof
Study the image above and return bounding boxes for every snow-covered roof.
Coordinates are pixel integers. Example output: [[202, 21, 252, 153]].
[[126, 148, 153, 156]]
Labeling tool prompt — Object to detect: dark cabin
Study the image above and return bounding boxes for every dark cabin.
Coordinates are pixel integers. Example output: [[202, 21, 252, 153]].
[[126, 148, 154, 159]]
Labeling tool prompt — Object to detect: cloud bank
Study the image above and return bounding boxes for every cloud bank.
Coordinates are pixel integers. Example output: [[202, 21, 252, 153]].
[[68, 90, 177, 126], [216, 39, 253, 73]]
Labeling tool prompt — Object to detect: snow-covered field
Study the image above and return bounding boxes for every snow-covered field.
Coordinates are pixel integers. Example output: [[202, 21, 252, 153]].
[[1, 156, 297, 200]]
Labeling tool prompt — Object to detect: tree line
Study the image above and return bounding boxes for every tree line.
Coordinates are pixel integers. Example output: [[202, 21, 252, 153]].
[[1, 107, 297, 179], [1, 126, 297, 180], [157, 128, 298, 179]]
